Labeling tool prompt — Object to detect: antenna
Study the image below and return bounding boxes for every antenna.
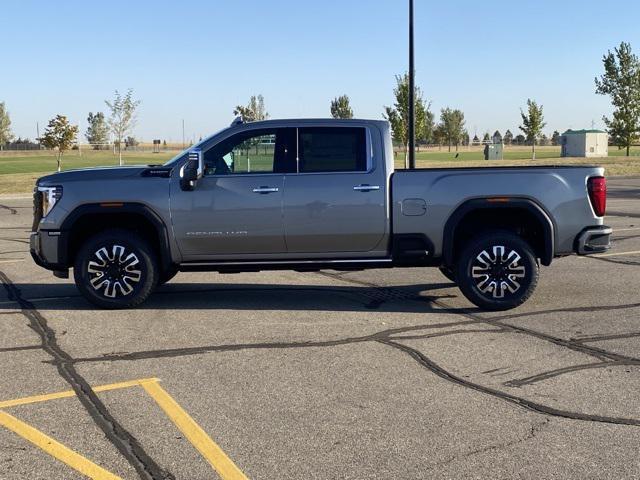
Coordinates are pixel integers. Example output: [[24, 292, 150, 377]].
[[408, 0, 416, 169]]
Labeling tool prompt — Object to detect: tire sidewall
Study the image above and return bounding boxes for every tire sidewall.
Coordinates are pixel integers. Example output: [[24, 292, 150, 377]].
[[456, 233, 539, 311], [73, 230, 157, 309]]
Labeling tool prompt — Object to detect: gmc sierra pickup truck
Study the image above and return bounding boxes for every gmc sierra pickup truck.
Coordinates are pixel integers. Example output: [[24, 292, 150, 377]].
[[31, 118, 611, 310]]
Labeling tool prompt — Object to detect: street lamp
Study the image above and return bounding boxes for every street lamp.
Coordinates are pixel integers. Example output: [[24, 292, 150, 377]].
[[408, 0, 416, 169]]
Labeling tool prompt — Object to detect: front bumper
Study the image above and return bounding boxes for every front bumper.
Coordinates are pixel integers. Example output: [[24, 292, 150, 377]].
[[575, 226, 612, 255], [30, 230, 68, 271]]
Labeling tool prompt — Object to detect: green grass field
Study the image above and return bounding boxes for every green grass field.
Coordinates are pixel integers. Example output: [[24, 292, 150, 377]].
[[1, 146, 639, 195]]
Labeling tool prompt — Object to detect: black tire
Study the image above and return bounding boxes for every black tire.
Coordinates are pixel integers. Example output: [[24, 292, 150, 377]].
[[73, 229, 158, 309], [158, 266, 179, 286], [456, 231, 539, 311], [439, 266, 457, 283]]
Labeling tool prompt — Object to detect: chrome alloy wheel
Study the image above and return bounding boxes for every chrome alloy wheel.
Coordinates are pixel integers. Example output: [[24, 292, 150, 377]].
[[87, 245, 142, 298], [471, 245, 526, 299]]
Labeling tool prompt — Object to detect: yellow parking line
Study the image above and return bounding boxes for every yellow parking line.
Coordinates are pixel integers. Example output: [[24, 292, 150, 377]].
[[142, 380, 248, 480], [594, 250, 640, 258], [0, 378, 159, 409], [0, 410, 121, 480]]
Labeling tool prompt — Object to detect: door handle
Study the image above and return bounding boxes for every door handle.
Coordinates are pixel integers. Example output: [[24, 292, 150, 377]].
[[253, 187, 280, 194], [353, 184, 381, 192]]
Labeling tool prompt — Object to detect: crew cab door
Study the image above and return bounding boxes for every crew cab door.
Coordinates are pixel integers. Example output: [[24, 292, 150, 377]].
[[170, 128, 296, 258], [283, 126, 387, 254]]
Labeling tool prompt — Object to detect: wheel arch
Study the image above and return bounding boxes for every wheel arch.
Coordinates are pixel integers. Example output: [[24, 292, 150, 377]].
[[443, 198, 555, 267], [60, 203, 173, 272]]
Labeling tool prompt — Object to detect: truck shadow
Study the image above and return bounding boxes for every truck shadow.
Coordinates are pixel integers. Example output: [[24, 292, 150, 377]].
[[1, 281, 466, 313]]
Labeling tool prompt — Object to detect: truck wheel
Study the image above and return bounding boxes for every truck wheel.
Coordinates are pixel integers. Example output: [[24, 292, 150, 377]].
[[438, 266, 457, 283], [456, 232, 539, 311], [73, 229, 158, 309], [158, 266, 179, 286]]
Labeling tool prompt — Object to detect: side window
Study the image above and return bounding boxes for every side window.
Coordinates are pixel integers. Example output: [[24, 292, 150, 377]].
[[298, 127, 367, 173], [204, 129, 295, 175]]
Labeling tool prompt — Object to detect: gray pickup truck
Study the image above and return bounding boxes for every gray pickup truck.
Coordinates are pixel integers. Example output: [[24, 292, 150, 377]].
[[31, 118, 611, 310]]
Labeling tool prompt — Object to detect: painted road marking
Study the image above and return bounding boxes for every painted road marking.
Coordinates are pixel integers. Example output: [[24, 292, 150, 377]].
[[0, 410, 122, 480], [0, 259, 25, 264], [593, 250, 640, 258], [0, 378, 249, 480], [143, 381, 249, 480], [613, 227, 640, 232]]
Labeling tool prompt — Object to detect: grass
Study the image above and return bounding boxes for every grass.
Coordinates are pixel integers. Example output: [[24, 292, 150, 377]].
[[1, 146, 639, 195]]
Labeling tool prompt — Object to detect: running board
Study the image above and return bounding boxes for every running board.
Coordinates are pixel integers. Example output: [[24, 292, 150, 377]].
[[179, 258, 393, 273]]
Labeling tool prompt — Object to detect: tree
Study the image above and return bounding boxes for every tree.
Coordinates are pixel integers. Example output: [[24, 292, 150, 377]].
[[39, 115, 78, 172], [462, 130, 470, 146], [105, 89, 141, 165], [438, 108, 466, 152], [383, 73, 433, 166], [493, 130, 503, 144], [125, 136, 139, 149], [551, 130, 561, 146], [0, 102, 13, 149], [482, 132, 491, 144], [504, 129, 514, 145], [540, 134, 550, 146], [330, 95, 354, 119], [519, 99, 546, 159], [472, 134, 481, 146], [234, 95, 269, 122], [595, 42, 640, 156], [515, 134, 526, 145], [85, 112, 109, 150]]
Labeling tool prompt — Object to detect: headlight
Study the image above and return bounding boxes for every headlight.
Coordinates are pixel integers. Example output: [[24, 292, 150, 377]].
[[38, 186, 63, 217]]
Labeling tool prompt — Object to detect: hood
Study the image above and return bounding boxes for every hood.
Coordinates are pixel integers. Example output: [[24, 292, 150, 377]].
[[37, 165, 157, 186]]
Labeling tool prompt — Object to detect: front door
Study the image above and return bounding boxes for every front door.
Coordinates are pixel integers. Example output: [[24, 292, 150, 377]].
[[171, 128, 295, 258]]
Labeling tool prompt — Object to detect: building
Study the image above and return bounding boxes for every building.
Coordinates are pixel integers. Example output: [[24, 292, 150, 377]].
[[560, 130, 608, 158]]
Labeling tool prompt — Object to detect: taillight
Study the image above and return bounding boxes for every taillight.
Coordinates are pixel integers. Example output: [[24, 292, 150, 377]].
[[588, 176, 607, 217]]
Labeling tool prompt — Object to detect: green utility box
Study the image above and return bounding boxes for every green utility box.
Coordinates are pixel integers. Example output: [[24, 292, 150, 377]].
[[484, 143, 504, 160]]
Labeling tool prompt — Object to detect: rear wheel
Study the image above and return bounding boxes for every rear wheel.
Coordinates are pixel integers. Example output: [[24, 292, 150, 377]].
[[438, 266, 457, 283], [73, 229, 158, 309], [456, 231, 539, 311]]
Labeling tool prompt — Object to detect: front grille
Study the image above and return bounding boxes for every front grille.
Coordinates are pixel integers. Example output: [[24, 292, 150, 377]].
[[32, 188, 43, 231]]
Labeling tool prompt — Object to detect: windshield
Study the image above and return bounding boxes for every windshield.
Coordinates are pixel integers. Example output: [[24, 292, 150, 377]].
[[162, 126, 229, 166]]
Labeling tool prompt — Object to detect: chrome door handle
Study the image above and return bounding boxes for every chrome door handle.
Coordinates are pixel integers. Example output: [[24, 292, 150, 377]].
[[353, 185, 381, 192], [253, 187, 280, 194]]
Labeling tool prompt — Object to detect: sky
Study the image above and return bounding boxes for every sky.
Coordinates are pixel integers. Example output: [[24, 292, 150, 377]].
[[2, 0, 640, 143]]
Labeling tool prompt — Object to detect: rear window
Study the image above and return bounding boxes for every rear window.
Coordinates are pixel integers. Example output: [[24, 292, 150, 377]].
[[298, 127, 367, 173]]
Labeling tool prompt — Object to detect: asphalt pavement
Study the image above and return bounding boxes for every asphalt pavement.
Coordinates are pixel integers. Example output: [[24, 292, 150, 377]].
[[0, 177, 639, 479]]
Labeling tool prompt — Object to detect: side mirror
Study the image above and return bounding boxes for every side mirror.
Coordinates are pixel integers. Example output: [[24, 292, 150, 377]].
[[180, 149, 204, 191]]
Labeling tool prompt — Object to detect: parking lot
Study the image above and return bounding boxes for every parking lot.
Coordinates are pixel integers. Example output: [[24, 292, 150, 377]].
[[0, 177, 639, 480]]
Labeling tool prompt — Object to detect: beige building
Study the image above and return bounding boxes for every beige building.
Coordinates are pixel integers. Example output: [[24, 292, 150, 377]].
[[560, 130, 608, 158]]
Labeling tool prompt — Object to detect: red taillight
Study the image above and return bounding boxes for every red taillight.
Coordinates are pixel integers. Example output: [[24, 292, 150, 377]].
[[588, 176, 607, 217]]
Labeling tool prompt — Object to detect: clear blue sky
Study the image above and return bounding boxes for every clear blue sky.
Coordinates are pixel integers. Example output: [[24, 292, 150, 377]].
[[2, 0, 639, 142]]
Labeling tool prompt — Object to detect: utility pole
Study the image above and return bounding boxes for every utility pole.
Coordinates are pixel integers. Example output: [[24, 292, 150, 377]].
[[408, 0, 416, 169]]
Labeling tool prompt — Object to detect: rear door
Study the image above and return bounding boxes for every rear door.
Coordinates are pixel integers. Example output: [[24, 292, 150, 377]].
[[171, 128, 296, 258], [283, 126, 387, 254]]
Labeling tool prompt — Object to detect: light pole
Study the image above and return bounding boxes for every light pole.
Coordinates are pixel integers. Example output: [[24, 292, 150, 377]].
[[408, 0, 416, 169]]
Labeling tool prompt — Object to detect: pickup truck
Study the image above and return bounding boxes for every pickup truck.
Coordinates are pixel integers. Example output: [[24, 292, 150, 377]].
[[31, 118, 611, 310]]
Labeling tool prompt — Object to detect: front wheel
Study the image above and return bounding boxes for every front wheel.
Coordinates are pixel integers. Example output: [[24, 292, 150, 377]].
[[456, 232, 539, 311], [73, 229, 158, 309]]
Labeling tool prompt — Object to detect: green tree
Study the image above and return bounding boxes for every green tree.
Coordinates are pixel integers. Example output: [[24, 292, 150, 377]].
[[482, 132, 491, 144], [0, 102, 13, 149], [551, 130, 561, 146], [234, 95, 269, 122], [105, 89, 141, 165], [85, 112, 109, 150], [438, 108, 466, 152], [330, 95, 354, 119], [493, 130, 503, 144], [595, 42, 640, 156], [383, 73, 433, 166], [519, 99, 547, 159], [39, 115, 78, 172], [503, 129, 514, 145]]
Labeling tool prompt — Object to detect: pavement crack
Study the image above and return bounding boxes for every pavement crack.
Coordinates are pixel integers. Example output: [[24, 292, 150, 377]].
[[379, 338, 640, 426], [0, 205, 18, 215], [0, 270, 175, 480]]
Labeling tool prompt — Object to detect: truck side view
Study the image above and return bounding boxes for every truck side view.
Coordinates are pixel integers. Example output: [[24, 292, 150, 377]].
[[31, 118, 611, 310]]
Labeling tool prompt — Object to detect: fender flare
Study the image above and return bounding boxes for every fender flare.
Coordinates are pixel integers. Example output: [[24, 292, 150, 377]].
[[443, 198, 556, 266], [59, 203, 173, 270]]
